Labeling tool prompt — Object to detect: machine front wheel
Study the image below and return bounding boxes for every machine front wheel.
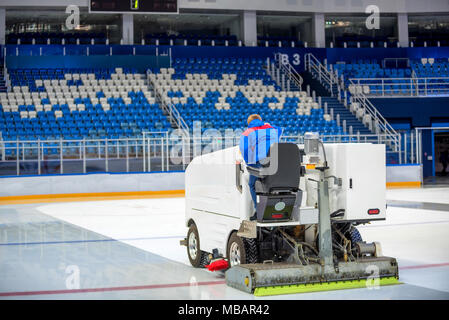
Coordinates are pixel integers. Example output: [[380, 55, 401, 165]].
[[187, 224, 209, 268], [227, 233, 258, 267]]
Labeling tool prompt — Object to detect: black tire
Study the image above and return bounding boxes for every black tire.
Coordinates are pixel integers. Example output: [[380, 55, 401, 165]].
[[227, 233, 258, 267], [244, 238, 259, 264], [349, 227, 363, 244], [319, 224, 362, 258], [187, 224, 209, 268]]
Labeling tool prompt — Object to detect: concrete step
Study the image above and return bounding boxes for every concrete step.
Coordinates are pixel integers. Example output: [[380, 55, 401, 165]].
[[302, 70, 375, 134]]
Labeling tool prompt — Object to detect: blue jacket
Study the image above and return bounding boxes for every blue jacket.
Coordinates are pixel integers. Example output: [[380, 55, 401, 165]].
[[239, 119, 282, 165]]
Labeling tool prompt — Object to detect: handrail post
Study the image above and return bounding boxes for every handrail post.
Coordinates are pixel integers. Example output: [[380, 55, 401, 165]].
[[16, 141, 19, 176], [404, 132, 408, 164], [105, 138, 109, 172], [143, 133, 146, 172], [83, 138, 86, 174], [409, 78, 412, 97], [415, 128, 419, 165], [148, 138, 152, 172], [330, 73, 333, 96], [161, 137, 164, 171], [37, 140, 41, 175], [60, 139, 63, 174], [166, 133, 169, 171], [126, 138, 129, 173]]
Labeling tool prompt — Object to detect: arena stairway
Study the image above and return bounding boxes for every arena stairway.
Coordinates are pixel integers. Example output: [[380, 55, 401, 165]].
[[301, 71, 372, 135], [302, 66, 400, 163], [321, 97, 372, 135], [0, 66, 7, 93], [320, 95, 398, 163]]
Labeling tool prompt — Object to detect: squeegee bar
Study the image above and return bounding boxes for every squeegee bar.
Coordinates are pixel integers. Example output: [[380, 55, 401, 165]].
[[253, 276, 401, 296]]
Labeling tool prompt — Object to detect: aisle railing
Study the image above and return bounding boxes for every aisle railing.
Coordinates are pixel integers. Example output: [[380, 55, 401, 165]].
[[0, 132, 406, 176], [305, 53, 400, 153]]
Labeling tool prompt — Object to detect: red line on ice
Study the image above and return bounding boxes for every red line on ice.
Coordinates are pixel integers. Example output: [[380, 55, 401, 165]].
[[2, 262, 449, 297], [399, 262, 449, 270], [0, 280, 226, 297]]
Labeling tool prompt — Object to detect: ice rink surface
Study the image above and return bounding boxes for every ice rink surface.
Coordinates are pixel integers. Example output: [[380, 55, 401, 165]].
[[0, 187, 448, 299]]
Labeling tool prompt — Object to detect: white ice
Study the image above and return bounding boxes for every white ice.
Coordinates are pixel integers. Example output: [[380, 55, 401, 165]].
[[386, 187, 449, 204], [37, 188, 449, 269], [35, 188, 449, 296], [38, 198, 190, 265]]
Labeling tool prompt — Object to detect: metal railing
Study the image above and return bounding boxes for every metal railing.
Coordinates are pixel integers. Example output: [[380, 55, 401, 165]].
[[0, 131, 3, 161], [305, 53, 400, 153], [305, 53, 340, 96], [273, 53, 303, 91], [349, 89, 401, 152], [1, 51, 9, 92], [167, 102, 189, 133], [413, 127, 449, 167], [348, 77, 449, 97], [0, 132, 407, 176], [147, 69, 189, 134], [0, 137, 146, 176]]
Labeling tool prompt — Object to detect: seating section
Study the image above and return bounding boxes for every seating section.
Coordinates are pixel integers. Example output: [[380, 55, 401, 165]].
[[333, 36, 398, 48], [332, 61, 412, 83], [411, 58, 449, 77], [150, 58, 341, 136], [6, 32, 107, 45], [332, 58, 449, 96], [333, 58, 449, 81], [257, 36, 304, 48], [0, 68, 171, 141], [410, 35, 449, 47], [6, 32, 449, 48], [144, 34, 238, 46]]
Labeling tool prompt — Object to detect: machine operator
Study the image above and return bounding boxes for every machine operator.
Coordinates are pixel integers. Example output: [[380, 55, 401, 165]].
[[239, 114, 282, 220]]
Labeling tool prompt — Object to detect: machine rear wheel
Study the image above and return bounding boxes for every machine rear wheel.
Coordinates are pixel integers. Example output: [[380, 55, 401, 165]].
[[227, 233, 258, 267], [349, 227, 363, 244], [187, 224, 209, 268]]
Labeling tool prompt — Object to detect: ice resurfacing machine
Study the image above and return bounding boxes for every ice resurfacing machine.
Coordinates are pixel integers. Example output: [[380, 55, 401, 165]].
[[181, 133, 399, 296]]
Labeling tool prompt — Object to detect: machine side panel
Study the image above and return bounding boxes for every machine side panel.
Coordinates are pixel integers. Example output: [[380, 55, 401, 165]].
[[185, 146, 244, 254], [344, 144, 386, 221], [326, 143, 386, 221], [187, 206, 242, 255]]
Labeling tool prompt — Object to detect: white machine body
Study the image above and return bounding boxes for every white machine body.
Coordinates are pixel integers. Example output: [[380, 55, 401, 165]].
[[185, 147, 244, 255], [185, 143, 386, 256], [325, 143, 386, 221]]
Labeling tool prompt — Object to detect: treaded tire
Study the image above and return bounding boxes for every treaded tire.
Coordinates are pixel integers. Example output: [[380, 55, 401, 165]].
[[227, 233, 259, 266], [187, 224, 209, 268], [349, 227, 363, 244], [198, 251, 209, 268], [243, 238, 259, 264]]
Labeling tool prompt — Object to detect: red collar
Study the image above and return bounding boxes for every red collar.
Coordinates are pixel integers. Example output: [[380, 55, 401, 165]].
[[242, 123, 274, 136]]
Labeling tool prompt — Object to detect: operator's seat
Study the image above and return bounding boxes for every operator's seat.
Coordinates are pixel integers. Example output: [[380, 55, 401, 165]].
[[246, 143, 303, 222], [254, 143, 300, 194]]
